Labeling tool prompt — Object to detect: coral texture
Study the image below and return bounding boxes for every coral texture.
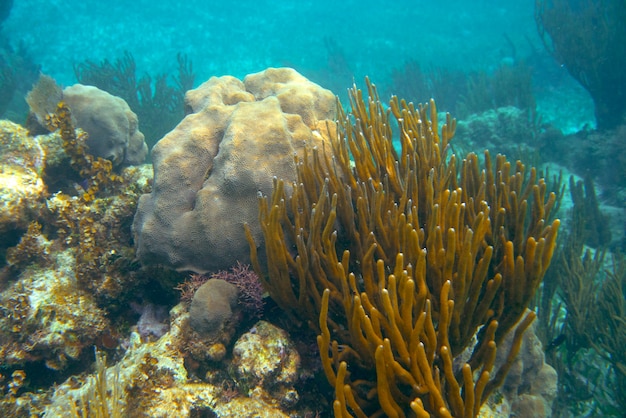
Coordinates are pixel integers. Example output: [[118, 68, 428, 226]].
[[132, 67, 336, 273], [0, 120, 46, 234], [232, 320, 301, 408], [62, 84, 148, 166], [189, 279, 240, 341], [44, 305, 294, 418], [493, 313, 558, 417]]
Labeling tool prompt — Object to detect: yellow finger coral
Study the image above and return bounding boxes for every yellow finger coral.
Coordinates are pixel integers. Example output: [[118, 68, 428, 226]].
[[247, 79, 559, 417]]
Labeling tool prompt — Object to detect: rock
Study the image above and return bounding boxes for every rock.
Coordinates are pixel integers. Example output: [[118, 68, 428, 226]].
[[0, 247, 109, 370], [132, 67, 336, 273], [0, 120, 46, 234], [232, 320, 300, 408], [43, 305, 292, 418]]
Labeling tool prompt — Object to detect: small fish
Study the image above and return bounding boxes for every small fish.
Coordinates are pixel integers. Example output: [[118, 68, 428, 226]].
[[545, 333, 566, 353]]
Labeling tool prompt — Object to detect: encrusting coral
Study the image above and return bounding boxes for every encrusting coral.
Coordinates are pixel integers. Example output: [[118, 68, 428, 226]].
[[247, 79, 560, 417], [0, 98, 152, 404], [0, 120, 47, 236]]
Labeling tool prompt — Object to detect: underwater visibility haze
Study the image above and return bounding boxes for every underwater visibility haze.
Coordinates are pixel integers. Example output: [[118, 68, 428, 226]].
[[0, 0, 624, 417]]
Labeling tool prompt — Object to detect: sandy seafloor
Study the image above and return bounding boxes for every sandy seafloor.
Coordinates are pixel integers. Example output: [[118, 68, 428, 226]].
[[3, 0, 594, 133]]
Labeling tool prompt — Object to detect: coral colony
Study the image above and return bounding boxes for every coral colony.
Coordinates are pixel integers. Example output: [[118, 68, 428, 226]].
[[0, 1, 625, 416], [176, 262, 264, 318]]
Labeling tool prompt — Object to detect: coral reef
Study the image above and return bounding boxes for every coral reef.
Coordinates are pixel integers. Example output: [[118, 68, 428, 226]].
[[0, 120, 46, 235], [132, 67, 336, 273], [247, 80, 560, 416], [27, 76, 148, 167], [73, 51, 195, 148], [536, 0, 626, 130], [43, 304, 309, 418]]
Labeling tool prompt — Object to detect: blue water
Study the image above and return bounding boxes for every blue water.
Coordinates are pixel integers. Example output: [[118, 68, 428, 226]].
[[4, 0, 535, 81], [3, 0, 594, 131]]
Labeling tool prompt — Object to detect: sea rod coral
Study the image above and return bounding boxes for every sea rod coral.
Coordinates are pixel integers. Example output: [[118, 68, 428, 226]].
[[247, 79, 560, 417]]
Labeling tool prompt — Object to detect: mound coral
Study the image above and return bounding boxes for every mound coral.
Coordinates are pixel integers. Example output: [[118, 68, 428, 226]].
[[132, 67, 336, 273], [189, 279, 240, 341], [26, 75, 148, 167], [62, 84, 148, 166]]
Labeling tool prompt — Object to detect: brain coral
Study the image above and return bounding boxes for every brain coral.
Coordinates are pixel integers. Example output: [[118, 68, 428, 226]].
[[132, 67, 336, 272]]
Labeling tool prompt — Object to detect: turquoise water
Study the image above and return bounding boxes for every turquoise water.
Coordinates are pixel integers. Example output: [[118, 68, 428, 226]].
[[3, 0, 594, 130], [4, 1, 536, 81]]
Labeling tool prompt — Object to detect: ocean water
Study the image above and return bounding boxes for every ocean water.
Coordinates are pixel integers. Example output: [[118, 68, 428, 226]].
[[1, 0, 625, 417], [5, 0, 537, 80], [3, 0, 594, 130]]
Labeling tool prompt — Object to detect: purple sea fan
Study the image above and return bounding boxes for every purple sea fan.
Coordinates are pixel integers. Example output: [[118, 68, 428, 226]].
[[212, 262, 265, 318]]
